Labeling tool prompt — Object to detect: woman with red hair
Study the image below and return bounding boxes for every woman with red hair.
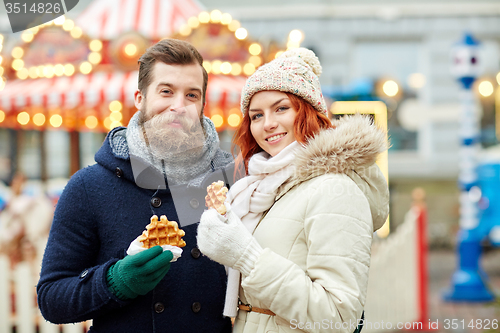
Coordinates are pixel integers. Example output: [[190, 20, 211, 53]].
[[198, 48, 390, 333]]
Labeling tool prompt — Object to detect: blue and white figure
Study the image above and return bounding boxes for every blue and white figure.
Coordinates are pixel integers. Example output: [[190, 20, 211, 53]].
[[444, 33, 495, 302], [451, 33, 481, 193], [477, 155, 500, 248]]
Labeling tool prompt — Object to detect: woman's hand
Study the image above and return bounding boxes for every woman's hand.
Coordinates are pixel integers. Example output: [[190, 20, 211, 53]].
[[197, 205, 262, 276]]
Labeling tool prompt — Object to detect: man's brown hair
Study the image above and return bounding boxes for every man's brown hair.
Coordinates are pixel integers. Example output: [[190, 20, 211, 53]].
[[137, 39, 208, 108]]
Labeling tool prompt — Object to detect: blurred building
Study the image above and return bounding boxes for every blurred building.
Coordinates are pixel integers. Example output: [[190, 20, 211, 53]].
[[196, 0, 500, 244]]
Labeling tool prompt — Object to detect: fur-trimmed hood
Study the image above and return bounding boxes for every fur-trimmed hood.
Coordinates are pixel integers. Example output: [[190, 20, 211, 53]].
[[280, 114, 390, 231], [295, 114, 387, 180]]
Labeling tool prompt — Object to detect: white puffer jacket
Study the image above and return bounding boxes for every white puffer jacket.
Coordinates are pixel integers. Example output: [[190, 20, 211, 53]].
[[234, 115, 390, 333]]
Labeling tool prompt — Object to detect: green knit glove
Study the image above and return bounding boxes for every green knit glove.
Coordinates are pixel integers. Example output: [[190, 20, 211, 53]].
[[106, 246, 173, 300]]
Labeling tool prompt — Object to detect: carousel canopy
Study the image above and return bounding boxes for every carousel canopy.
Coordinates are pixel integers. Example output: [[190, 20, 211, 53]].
[[0, 71, 245, 111], [75, 0, 202, 40]]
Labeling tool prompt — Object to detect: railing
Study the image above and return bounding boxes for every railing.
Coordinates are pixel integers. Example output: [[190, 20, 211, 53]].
[[363, 188, 431, 332], [0, 256, 89, 333]]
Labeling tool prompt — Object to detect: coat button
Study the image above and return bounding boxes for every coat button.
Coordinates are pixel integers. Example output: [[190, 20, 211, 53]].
[[191, 247, 201, 259], [189, 198, 199, 209], [154, 302, 165, 313], [115, 167, 123, 178], [80, 269, 88, 278], [191, 302, 201, 313], [151, 197, 161, 208]]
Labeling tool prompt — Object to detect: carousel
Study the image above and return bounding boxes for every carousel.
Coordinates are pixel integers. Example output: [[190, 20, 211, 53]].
[[0, 0, 286, 179]]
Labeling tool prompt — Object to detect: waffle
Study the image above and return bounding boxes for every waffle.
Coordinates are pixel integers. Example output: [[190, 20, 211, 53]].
[[205, 181, 228, 215], [138, 215, 186, 248]]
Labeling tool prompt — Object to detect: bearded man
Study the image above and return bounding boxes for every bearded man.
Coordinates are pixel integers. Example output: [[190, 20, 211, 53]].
[[37, 39, 234, 333]]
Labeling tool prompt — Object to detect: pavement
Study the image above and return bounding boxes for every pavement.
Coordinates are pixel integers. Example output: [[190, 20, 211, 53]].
[[427, 248, 500, 333]]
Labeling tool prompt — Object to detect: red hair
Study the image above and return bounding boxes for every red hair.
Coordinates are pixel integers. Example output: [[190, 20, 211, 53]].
[[232, 92, 334, 176]]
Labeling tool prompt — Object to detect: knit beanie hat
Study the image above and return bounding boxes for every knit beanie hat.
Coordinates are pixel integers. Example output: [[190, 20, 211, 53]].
[[240, 47, 328, 115]]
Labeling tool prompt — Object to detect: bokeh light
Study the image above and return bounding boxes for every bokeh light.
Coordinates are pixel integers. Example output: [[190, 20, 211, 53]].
[[54, 64, 65, 76], [228, 113, 241, 127], [235, 28, 248, 40], [110, 112, 123, 122], [85, 115, 98, 129], [88, 52, 102, 64], [11, 47, 24, 59], [50, 114, 63, 127], [288, 29, 303, 43], [64, 64, 75, 76], [124, 43, 138, 56], [231, 63, 242, 76], [62, 19, 75, 31], [43, 65, 55, 78], [80, 62, 92, 74], [243, 63, 256, 76], [12, 59, 24, 71], [109, 101, 123, 112], [104, 117, 112, 130], [70, 27, 83, 38], [249, 43, 262, 56], [179, 25, 191, 36], [228, 20, 240, 32], [203, 61, 212, 74], [221, 13, 232, 25], [198, 12, 210, 24], [33, 113, 46, 126], [89, 40, 103, 52], [54, 16, 65, 26], [17, 112, 30, 125], [21, 32, 34, 43], [188, 17, 200, 29], [249, 56, 262, 67], [478, 80, 494, 97], [210, 10, 222, 23], [211, 114, 223, 128], [383, 80, 399, 97], [211, 60, 222, 74], [16, 68, 29, 79], [220, 62, 232, 75], [29, 67, 38, 79]]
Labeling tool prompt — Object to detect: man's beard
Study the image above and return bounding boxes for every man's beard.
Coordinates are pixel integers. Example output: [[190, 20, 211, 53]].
[[139, 111, 206, 159]]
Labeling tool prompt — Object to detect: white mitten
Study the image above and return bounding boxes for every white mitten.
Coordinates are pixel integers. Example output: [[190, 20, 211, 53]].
[[197, 206, 262, 276]]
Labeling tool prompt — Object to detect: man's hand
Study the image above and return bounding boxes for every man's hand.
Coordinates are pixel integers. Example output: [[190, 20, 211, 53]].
[[197, 207, 262, 276], [106, 246, 173, 300]]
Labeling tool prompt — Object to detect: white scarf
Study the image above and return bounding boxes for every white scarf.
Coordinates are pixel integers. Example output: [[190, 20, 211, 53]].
[[223, 141, 301, 317]]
